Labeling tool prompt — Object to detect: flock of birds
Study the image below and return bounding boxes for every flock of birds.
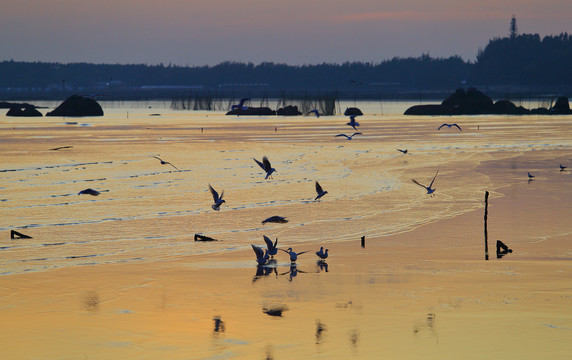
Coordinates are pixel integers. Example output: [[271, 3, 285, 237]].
[[72, 114, 568, 270]]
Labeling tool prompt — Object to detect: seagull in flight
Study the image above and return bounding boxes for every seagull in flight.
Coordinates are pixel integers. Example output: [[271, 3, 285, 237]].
[[314, 181, 328, 200], [263, 235, 279, 258], [411, 170, 439, 195], [316, 247, 329, 260], [335, 132, 362, 140], [153, 156, 179, 171], [209, 184, 225, 211], [438, 123, 462, 131], [251, 244, 270, 265], [231, 97, 250, 111], [254, 156, 276, 179], [280, 247, 308, 264], [346, 115, 360, 130], [308, 109, 320, 117], [396, 149, 408, 154]]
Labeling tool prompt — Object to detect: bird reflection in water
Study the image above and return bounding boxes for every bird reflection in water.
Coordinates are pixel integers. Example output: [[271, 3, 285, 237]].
[[252, 260, 278, 283], [280, 264, 307, 281], [315, 320, 327, 344], [316, 260, 329, 272], [212, 315, 225, 334]]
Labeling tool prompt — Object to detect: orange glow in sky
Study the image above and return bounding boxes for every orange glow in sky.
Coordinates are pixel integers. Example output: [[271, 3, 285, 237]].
[[1, 0, 571, 65]]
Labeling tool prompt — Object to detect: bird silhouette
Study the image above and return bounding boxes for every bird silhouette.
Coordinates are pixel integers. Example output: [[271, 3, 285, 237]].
[[315, 181, 328, 200], [316, 247, 329, 260], [438, 123, 462, 131], [263, 235, 279, 258], [152, 156, 179, 171], [231, 97, 250, 111], [335, 132, 362, 140], [528, 172, 535, 179], [412, 170, 439, 195], [252, 244, 270, 265], [254, 156, 276, 179], [280, 247, 308, 263], [397, 149, 408, 154], [346, 115, 360, 130], [308, 109, 320, 117], [560, 164, 567, 171], [209, 184, 225, 211]]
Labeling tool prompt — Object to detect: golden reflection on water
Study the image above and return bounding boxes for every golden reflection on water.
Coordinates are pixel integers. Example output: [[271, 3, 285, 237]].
[[1, 101, 572, 359]]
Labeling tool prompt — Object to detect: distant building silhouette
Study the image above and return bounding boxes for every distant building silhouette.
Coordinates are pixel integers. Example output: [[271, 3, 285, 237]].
[[510, 15, 518, 39]]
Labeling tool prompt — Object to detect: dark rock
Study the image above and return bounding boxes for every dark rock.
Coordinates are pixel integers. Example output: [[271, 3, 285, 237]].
[[344, 107, 363, 116], [226, 107, 276, 116], [194, 234, 219, 242], [46, 95, 104, 117], [403, 104, 452, 116], [6, 106, 43, 117], [552, 96, 571, 114], [404, 88, 570, 116], [442, 87, 494, 115], [276, 105, 302, 116]]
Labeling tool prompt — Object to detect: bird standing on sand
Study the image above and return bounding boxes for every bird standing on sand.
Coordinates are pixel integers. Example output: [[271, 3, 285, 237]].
[[263, 235, 279, 258], [346, 115, 360, 130], [438, 123, 462, 131], [254, 156, 276, 179], [209, 184, 225, 211], [528, 172, 535, 179], [314, 181, 328, 200], [559, 164, 567, 171], [316, 247, 329, 260], [252, 244, 270, 265], [412, 170, 439, 195], [152, 156, 179, 171], [280, 247, 308, 263], [335, 132, 362, 140]]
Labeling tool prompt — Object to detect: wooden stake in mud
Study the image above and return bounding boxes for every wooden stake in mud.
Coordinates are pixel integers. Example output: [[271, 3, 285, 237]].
[[484, 191, 489, 260]]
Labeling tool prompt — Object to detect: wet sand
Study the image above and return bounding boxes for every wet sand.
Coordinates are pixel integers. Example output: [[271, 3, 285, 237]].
[[1, 103, 571, 359]]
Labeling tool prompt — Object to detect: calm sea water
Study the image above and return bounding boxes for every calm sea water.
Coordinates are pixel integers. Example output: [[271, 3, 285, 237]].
[[1, 100, 571, 276]]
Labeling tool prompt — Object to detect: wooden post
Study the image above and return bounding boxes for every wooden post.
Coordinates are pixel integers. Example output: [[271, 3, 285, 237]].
[[484, 191, 489, 260]]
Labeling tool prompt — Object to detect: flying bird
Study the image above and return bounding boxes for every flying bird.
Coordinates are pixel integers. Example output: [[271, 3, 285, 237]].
[[231, 97, 250, 111], [280, 247, 308, 263], [411, 170, 439, 195], [254, 156, 276, 179], [209, 184, 225, 211], [346, 115, 360, 130], [263, 235, 279, 258], [308, 109, 320, 117], [438, 123, 462, 131], [152, 156, 179, 171], [78, 188, 100, 196], [335, 132, 362, 140], [315, 247, 329, 260], [251, 244, 270, 265], [262, 215, 288, 224], [314, 181, 328, 200], [396, 149, 408, 154]]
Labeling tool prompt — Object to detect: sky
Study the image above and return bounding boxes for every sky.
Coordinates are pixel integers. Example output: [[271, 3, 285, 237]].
[[1, 0, 571, 66]]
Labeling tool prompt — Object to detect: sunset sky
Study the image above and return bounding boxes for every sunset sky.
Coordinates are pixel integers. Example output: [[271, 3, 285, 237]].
[[1, 0, 571, 66]]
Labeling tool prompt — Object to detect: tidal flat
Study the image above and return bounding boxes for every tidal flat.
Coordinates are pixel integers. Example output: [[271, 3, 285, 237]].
[[1, 101, 571, 359]]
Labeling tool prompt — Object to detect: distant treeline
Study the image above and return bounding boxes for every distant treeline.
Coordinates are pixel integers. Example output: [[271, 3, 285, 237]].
[[1, 33, 571, 99]]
